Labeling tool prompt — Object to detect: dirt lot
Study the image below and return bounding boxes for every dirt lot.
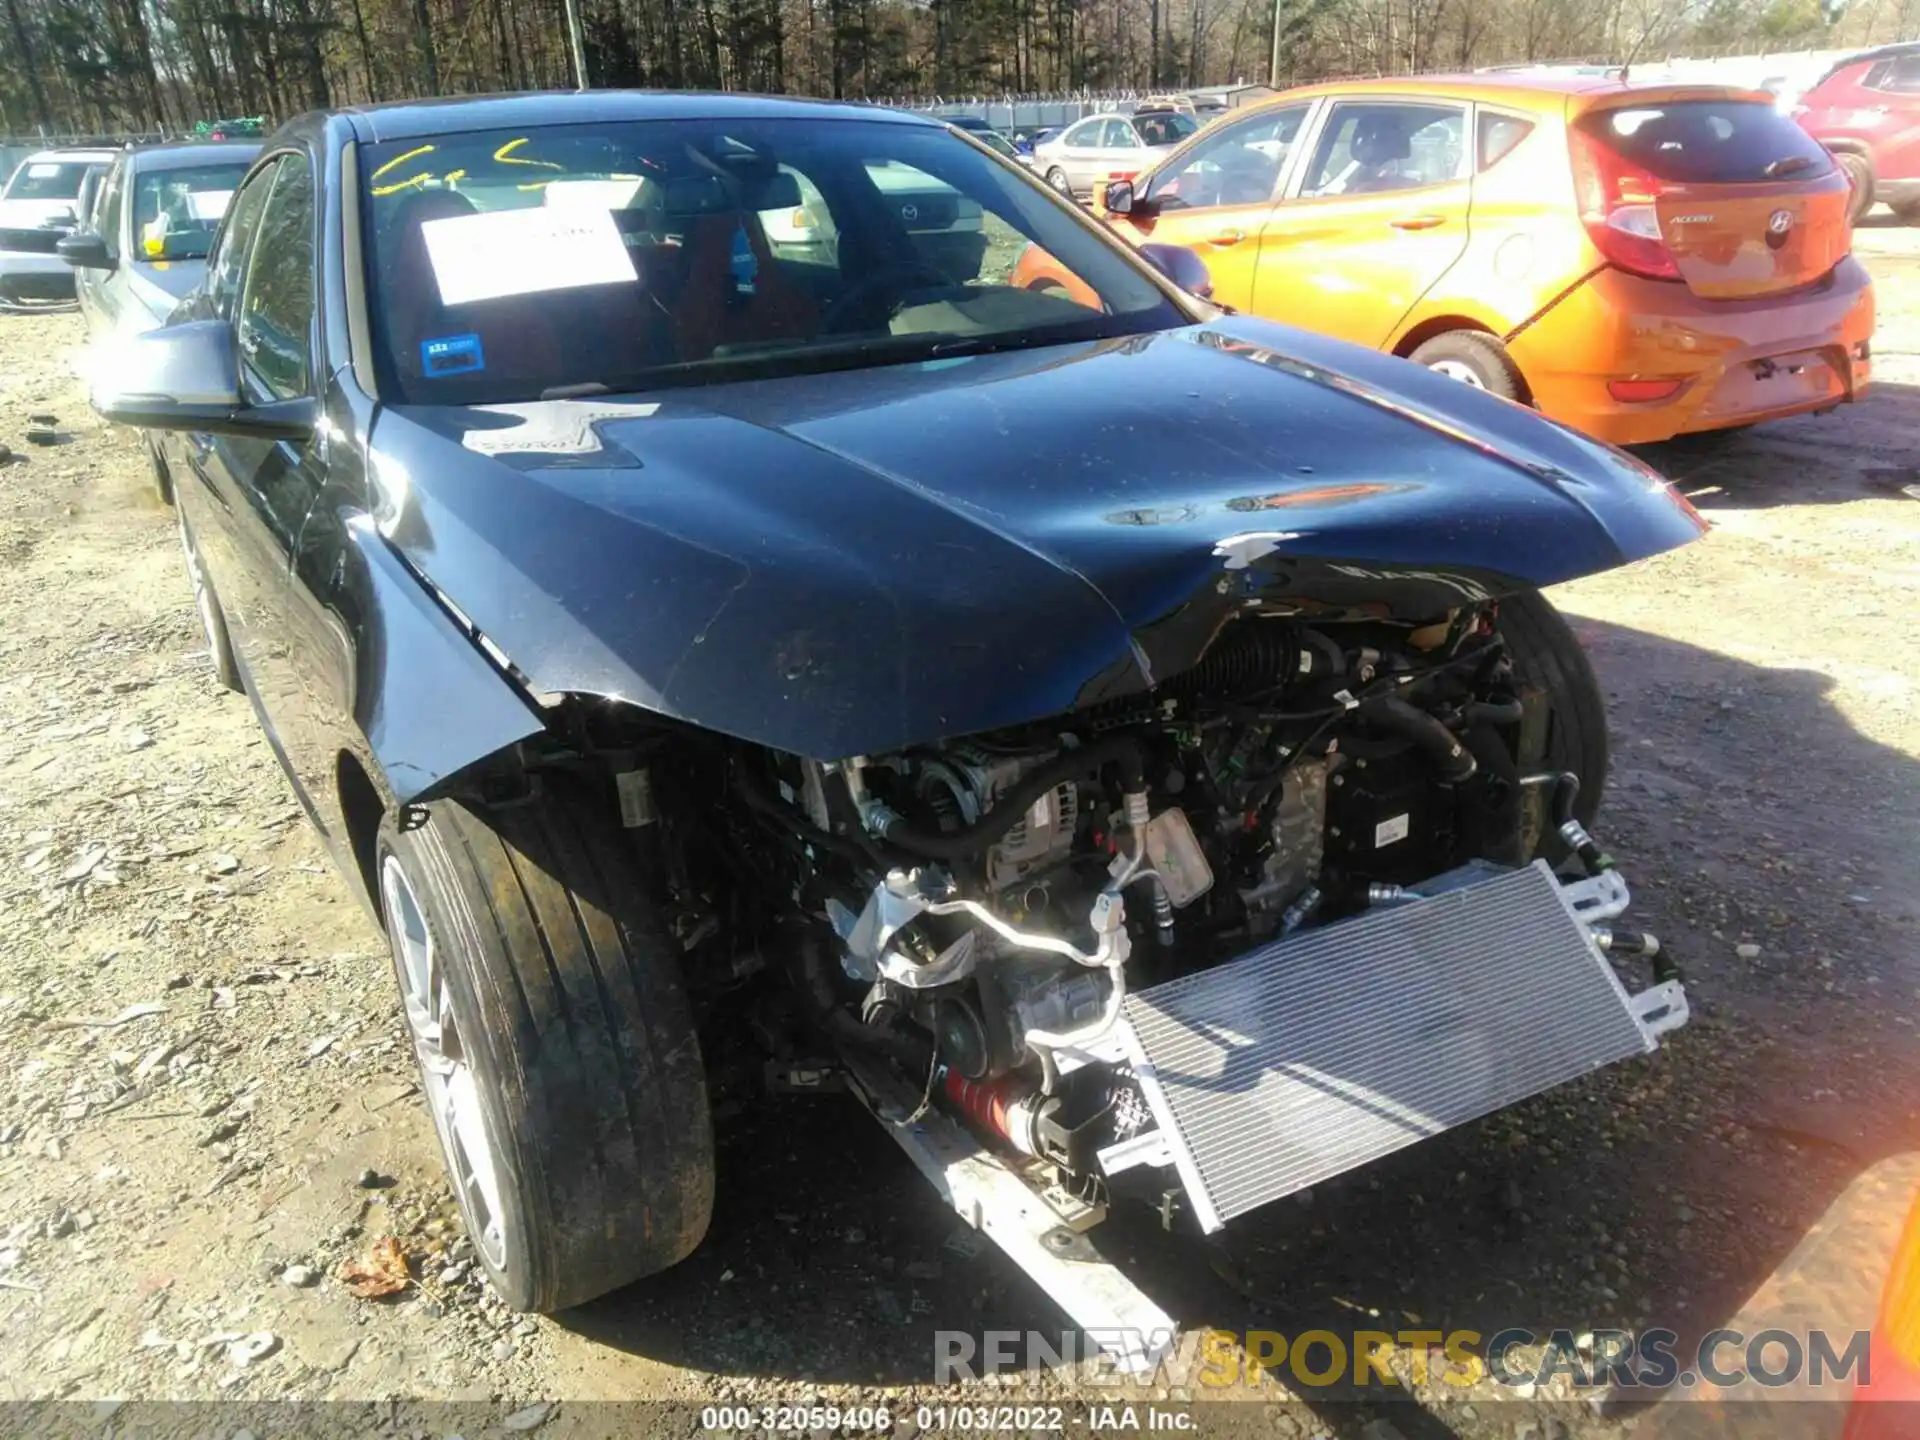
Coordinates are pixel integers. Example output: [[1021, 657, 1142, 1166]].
[[1, 224, 1917, 1436]]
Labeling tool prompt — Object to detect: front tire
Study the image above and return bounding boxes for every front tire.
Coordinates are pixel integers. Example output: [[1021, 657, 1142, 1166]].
[[1499, 589, 1608, 832], [1045, 166, 1074, 199], [377, 777, 714, 1312], [1409, 331, 1525, 401]]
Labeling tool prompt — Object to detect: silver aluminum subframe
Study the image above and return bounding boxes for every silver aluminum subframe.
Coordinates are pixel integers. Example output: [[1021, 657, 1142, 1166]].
[[840, 1049, 1176, 1374]]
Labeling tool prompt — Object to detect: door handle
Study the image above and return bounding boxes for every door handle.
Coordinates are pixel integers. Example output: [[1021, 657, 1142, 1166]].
[[1205, 229, 1246, 246], [1390, 214, 1446, 231]]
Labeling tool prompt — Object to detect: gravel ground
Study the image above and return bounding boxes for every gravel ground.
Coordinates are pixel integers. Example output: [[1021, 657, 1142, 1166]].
[[0, 222, 1916, 1436]]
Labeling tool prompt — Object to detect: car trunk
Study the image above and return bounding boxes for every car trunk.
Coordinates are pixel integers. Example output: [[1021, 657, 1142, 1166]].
[[1573, 89, 1852, 300], [1654, 176, 1852, 299]]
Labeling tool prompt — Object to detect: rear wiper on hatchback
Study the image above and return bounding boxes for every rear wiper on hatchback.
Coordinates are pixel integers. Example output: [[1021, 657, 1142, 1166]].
[[1762, 155, 1816, 178]]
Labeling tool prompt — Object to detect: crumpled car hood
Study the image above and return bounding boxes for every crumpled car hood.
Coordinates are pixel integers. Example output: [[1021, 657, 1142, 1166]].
[[369, 315, 1704, 759]]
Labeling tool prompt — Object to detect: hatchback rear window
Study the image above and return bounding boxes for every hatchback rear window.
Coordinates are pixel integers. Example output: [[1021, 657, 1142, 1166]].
[[1577, 99, 1833, 184], [4, 160, 90, 201]]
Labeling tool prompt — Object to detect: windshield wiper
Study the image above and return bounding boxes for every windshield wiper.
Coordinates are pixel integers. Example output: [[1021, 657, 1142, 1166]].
[[1763, 155, 1816, 178], [925, 330, 1082, 360]]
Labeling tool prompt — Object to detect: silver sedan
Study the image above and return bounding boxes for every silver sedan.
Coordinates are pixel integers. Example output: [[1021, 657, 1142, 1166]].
[[1030, 111, 1199, 200]]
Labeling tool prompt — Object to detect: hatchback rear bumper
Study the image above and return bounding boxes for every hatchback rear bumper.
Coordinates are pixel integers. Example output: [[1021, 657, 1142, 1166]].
[[1511, 256, 1875, 446]]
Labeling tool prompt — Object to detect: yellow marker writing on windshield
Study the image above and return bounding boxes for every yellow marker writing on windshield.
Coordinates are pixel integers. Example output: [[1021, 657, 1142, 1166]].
[[371, 143, 436, 180], [493, 137, 564, 171]]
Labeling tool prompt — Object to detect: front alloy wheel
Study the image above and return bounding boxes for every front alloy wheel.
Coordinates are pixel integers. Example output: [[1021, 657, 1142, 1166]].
[[382, 854, 509, 1271], [373, 780, 714, 1312]]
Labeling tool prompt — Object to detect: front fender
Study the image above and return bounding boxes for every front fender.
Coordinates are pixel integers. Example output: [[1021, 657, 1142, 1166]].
[[345, 514, 547, 806]]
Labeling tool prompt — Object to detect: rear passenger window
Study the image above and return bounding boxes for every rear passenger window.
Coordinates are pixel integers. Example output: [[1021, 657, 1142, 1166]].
[[1478, 112, 1534, 171], [1865, 54, 1920, 93], [1578, 100, 1834, 183]]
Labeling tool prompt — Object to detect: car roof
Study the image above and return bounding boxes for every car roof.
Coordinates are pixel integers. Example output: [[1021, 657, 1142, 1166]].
[[1235, 72, 1778, 116], [23, 149, 119, 164], [126, 141, 264, 171], [337, 89, 934, 143], [1809, 40, 1920, 88], [1837, 40, 1920, 64]]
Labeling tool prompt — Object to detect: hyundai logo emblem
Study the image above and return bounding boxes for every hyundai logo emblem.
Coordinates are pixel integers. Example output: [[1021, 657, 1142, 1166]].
[[900, 203, 919, 222], [1767, 208, 1793, 235]]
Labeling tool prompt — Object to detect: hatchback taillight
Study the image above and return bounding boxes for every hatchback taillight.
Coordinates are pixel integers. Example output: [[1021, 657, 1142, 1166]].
[[1569, 129, 1682, 281]]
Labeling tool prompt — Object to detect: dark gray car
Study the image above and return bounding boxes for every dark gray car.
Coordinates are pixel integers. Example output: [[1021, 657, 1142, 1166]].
[[60, 141, 260, 342], [85, 92, 1700, 1332]]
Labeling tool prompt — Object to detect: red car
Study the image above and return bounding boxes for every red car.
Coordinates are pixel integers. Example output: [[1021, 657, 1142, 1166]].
[[1795, 42, 1920, 223]]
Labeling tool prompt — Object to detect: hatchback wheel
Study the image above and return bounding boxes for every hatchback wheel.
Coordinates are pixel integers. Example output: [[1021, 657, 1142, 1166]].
[[1045, 166, 1074, 199], [1409, 331, 1525, 402], [376, 776, 714, 1312], [177, 509, 242, 692]]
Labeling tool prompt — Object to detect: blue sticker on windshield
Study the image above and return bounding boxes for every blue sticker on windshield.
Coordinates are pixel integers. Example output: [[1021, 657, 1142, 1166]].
[[421, 333, 485, 376]]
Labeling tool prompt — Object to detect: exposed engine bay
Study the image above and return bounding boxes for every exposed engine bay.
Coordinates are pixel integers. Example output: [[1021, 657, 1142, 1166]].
[[704, 600, 1685, 1226]]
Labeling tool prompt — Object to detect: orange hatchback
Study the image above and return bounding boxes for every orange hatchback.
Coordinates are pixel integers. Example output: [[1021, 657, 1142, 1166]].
[[1015, 75, 1874, 445]]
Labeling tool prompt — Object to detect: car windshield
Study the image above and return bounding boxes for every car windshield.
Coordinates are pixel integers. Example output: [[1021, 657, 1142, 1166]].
[[360, 117, 1187, 404], [5, 160, 90, 202], [133, 161, 252, 260], [976, 131, 1020, 160]]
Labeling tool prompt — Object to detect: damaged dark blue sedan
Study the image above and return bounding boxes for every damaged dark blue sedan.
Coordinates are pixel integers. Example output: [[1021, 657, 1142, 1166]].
[[93, 91, 1705, 1345]]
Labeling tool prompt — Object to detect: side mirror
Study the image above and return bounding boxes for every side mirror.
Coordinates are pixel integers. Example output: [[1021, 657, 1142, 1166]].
[[92, 320, 316, 441], [1102, 178, 1136, 215], [1138, 242, 1213, 300], [57, 232, 114, 271]]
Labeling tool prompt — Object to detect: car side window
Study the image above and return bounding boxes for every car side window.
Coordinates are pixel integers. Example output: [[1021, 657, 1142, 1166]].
[[1301, 101, 1469, 197], [1866, 54, 1920, 93], [1478, 112, 1535, 171], [94, 161, 127, 256], [1145, 104, 1309, 211], [1063, 119, 1102, 147], [236, 157, 316, 403], [206, 160, 280, 319], [1104, 119, 1140, 149]]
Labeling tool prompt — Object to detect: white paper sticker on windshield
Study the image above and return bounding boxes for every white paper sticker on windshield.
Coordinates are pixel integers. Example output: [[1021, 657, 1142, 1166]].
[[27, 163, 61, 178], [421, 206, 637, 307], [188, 189, 234, 221]]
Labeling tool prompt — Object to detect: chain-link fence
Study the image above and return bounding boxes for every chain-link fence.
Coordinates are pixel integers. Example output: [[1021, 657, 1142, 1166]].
[[878, 88, 1282, 135]]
